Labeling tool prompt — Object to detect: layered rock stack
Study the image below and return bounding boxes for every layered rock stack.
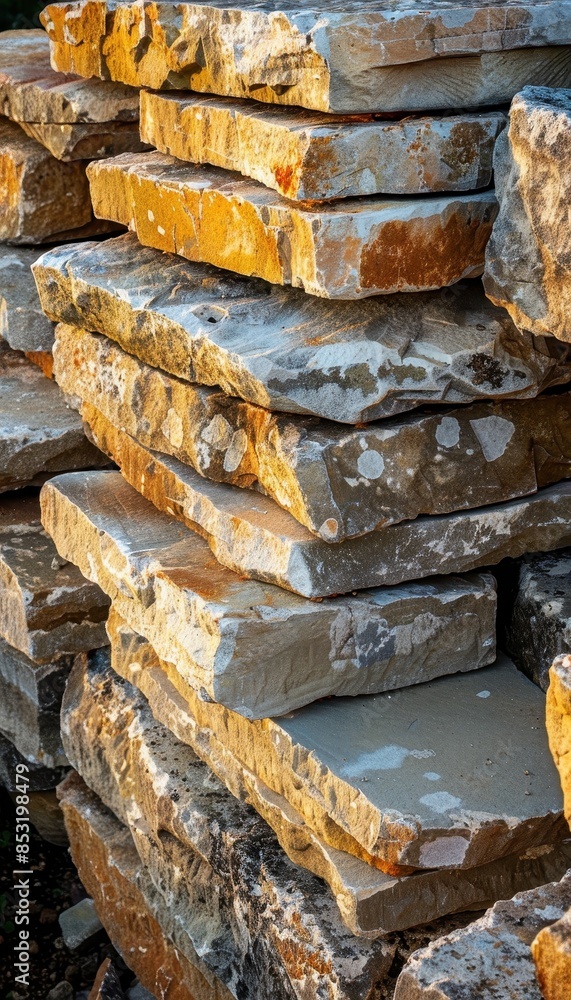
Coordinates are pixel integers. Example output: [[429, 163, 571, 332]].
[[9, 0, 571, 995]]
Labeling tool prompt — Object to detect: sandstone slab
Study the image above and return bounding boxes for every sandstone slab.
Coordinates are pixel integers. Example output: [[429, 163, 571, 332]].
[[394, 874, 571, 999], [0, 344, 105, 492], [41, 1, 571, 112], [0, 245, 54, 351], [41, 471, 496, 717], [140, 91, 506, 199], [0, 729, 68, 791], [53, 323, 571, 540], [87, 152, 497, 298], [81, 408, 571, 597], [532, 908, 571, 1000], [546, 654, 571, 829], [0, 490, 109, 660], [33, 234, 571, 424], [19, 120, 149, 162]]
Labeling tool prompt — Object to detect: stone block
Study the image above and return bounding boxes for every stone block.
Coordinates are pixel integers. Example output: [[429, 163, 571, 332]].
[[59, 898, 103, 951], [19, 121, 149, 162], [86, 152, 498, 298], [33, 234, 571, 424], [53, 323, 571, 541], [532, 908, 571, 1000], [0, 245, 54, 351], [41, 1, 571, 112], [88, 959, 125, 1000], [140, 91, 506, 199], [41, 471, 496, 717], [546, 654, 571, 829], [0, 729, 68, 791], [0, 343, 105, 492], [0, 489, 109, 660]]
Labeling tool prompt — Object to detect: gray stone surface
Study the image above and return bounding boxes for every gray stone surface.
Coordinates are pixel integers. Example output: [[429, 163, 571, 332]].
[[58, 898, 103, 951], [33, 234, 571, 424], [53, 323, 571, 541], [0, 343, 105, 492], [0, 729, 68, 791], [41, 1, 571, 112], [394, 874, 571, 999], [18, 120, 149, 162], [87, 151, 498, 298], [80, 410, 571, 597], [0, 245, 54, 351], [41, 471, 496, 718], [0, 489, 109, 660], [141, 91, 506, 199]]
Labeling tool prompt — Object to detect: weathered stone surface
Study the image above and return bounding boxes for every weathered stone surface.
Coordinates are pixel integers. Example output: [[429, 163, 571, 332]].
[[0, 729, 68, 791], [59, 898, 103, 951], [88, 959, 125, 1000], [484, 87, 571, 343], [500, 549, 571, 691], [108, 613, 567, 874], [531, 908, 571, 1000], [80, 408, 571, 597], [41, 471, 496, 717], [0, 245, 54, 351], [24, 349, 54, 379], [63, 645, 571, 938], [21, 788, 68, 845], [19, 120, 149, 162], [0, 490, 109, 660], [33, 234, 571, 424], [87, 152, 497, 298], [0, 344, 105, 492], [54, 323, 571, 540], [141, 91, 506, 199], [546, 655, 571, 829], [41, 1, 571, 113], [394, 875, 571, 999], [58, 770, 232, 1000]]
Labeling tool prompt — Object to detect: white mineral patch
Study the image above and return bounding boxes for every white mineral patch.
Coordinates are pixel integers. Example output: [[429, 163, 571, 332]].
[[357, 449, 385, 480], [435, 416, 460, 448], [419, 792, 463, 814], [470, 415, 515, 462]]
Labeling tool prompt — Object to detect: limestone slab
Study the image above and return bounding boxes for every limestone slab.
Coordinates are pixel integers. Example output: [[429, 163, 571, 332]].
[[0, 729, 68, 792], [393, 875, 571, 999], [0, 490, 109, 661], [531, 908, 571, 1000], [500, 549, 571, 691], [33, 234, 571, 424], [63, 649, 571, 940], [53, 323, 571, 541], [0, 344, 105, 493], [546, 654, 571, 830], [41, 471, 496, 718], [87, 152, 497, 298], [140, 91, 506, 199], [484, 87, 571, 344], [41, 1, 571, 112], [81, 407, 571, 597], [0, 245, 54, 351], [19, 121, 149, 161]]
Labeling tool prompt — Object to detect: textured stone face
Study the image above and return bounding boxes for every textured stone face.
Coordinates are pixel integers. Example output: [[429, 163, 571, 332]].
[[532, 908, 571, 1000], [86, 152, 498, 298], [0, 246, 54, 351], [394, 875, 571, 999], [140, 91, 506, 199], [546, 655, 571, 829], [41, 471, 496, 718], [41, 1, 571, 112], [53, 323, 571, 541], [33, 234, 571, 424], [19, 121, 149, 162], [484, 87, 571, 344], [0, 490, 109, 661], [0, 730, 68, 791]]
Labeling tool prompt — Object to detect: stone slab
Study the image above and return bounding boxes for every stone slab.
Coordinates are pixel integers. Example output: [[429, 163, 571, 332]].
[[0, 245, 54, 351], [500, 549, 571, 691], [41, 1, 571, 112], [41, 471, 496, 718], [107, 612, 567, 874], [546, 654, 571, 830], [65, 644, 571, 936], [484, 87, 571, 344], [0, 489, 109, 661], [19, 120, 149, 161], [393, 874, 571, 999], [0, 343, 105, 493], [80, 408, 571, 597], [88, 959, 125, 1000], [33, 233, 571, 424], [87, 152, 498, 298], [54, 323, 571, 541], [531, 908, 571, 1000], [59, 898, 103, 950], [140, 91, 506, 199], [0, 729, 68, 791]]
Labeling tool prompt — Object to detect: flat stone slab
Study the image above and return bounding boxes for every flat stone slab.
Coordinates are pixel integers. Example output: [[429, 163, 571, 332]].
[[0, 490, 109, 661], [546, 655, 571, 832], [80, 408, 571, 597], [53, 323, 571, 541], [19, 120, 149, 162], [532, 907, 571, 1000], [41, 1, 571, 112], [0, 245, 54, 351], [59, 898, 103, 950], [484, 87, 571, 344], [0, 730, 68, 791], [33, 234, 571, 424], [107, 611, 567, 875], [87, 152, 497, 298], [0, 343, 105, 492], [394, 874, 571, 999], [63, 648, 571, 940], [41, 471, 496, 718], [140, 91, 506, 199]]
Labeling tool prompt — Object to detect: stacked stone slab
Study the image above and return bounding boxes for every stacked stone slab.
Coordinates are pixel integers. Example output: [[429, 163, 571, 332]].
[[31, 1, 571, 996]]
